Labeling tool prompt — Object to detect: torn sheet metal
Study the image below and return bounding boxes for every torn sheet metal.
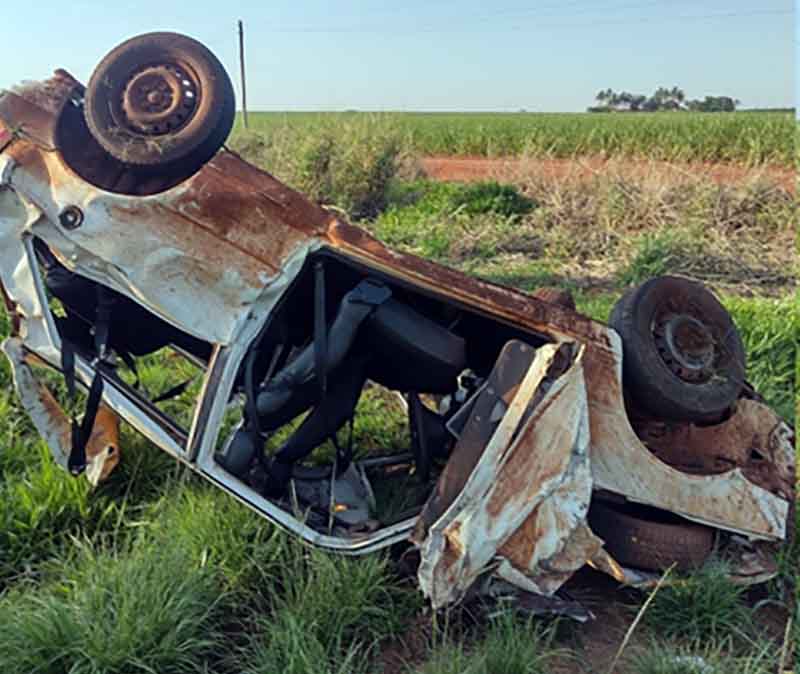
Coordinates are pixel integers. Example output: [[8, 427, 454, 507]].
[[3, 337, 121, 486], [0, 70, 83, 150], [84, 405, 121, 486], [634, 398, 795, 501], [417, 342, 596, 608], [0, 120, 11, 153], [3, 144, 333, 345], [582, 336, 789, 541], [2, 337, 72, 470]]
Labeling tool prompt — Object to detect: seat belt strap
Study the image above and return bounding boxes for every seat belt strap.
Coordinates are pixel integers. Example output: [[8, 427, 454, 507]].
[[314, 261, 328, 400], [66, 285, 113, 476]]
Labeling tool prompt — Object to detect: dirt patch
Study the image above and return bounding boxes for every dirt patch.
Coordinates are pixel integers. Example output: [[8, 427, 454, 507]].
[[420, 156, 795, 192], [377, 612, 433, 674]]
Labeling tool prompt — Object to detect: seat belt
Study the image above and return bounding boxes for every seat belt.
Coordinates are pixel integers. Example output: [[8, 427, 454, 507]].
[[330, 416, 355, 476], [64, 285, 115, 476], [314, 260, 328, 402]]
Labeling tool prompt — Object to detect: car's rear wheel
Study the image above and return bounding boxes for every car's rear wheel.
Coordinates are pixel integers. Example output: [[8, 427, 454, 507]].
[[84, 32, 235, 173], [589, 499, 714, 572], [609, 276, 745, 422]]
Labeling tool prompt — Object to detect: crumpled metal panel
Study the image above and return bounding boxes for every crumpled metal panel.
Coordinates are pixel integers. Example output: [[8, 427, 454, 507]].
[[634, 398, 795, 501], [0, 178, 60, 359], [2, 337, 72, 470], [84, 405, 121, 486], [584, 335, 789, 541], [417, 342, 596, 608], [0, 119, 12, 153], [3, 142, 333, 345], [0, 70, 83, 150], [412, 340, 538, 543], [4, 337, 120, 485], [330, 218, 789, 535]]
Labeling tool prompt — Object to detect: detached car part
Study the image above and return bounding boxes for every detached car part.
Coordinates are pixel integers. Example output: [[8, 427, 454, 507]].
[[0, 33, 793, 613]]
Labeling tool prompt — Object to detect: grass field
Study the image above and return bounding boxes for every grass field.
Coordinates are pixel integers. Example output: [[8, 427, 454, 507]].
[[234, 110, 795, 165], [0, 117, 796, 673]]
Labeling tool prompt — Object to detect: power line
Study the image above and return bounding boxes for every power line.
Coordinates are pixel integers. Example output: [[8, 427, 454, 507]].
[[265, 6, 791, 34]]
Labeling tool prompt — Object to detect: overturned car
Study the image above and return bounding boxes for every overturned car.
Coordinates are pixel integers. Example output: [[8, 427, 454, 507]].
[[0, 33, 793, 612]]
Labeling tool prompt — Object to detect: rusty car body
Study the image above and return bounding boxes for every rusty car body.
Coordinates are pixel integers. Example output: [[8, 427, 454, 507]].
[[0, 35, 793, 613]]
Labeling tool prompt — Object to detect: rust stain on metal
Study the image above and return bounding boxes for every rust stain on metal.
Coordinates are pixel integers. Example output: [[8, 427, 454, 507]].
[[483, 383, 570, 520], [327, 219, 613, 350], [633, 399, 795, 500], [0, 70, 82, 149], [417, 343, 593, 607], [201, 151, 333, 233], [413, 340, 536, 544], [161, 152, 332, 270], [34, 380, 72, 451], [84, 405, 121, 486], [4, 341, 73, 461], [5, 140, 51, 187], [0, 119, 12, 153]]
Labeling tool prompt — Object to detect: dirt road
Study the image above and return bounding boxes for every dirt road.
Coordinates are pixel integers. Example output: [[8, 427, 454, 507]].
[[420, 156, 795, 191]]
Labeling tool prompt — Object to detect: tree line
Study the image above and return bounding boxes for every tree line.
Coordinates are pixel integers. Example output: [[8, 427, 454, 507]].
[[589, 87, 740, 113]]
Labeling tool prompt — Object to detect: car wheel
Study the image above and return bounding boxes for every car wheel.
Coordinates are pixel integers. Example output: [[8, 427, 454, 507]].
[[84, 32, 235, 172], [609, 276, 745, 422], [589, 499, 714, 572]]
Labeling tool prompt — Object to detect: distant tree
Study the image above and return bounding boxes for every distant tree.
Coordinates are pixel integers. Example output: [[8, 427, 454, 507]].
[[589, 87, 738, 113], [593, 88, 617, 111], [651, 86, 669, 107], [629, 94, 648, 111], [687, 95, 739, 112], [670, 86, 686, 104]]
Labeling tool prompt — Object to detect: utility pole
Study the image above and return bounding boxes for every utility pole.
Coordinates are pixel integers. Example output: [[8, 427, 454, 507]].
[[238, 19, 248, 129]]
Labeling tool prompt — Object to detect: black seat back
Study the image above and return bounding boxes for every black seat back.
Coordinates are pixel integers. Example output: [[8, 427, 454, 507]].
[[362, 299, 466, 394]]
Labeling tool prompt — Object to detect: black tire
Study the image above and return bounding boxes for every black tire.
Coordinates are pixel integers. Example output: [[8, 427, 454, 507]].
[[589, 499, 714, 572], [609, 276, 745, 422], [84, 32, 235, 171]]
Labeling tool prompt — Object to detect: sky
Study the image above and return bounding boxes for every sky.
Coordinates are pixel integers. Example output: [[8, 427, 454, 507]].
[[1, 0, 794, 112]]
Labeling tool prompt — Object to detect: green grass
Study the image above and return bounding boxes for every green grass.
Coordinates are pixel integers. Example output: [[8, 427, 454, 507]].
[[0, 442, 114, 586], [629, 639, 778, 674], [234, 110, 795, 165], [369, 181, 535, 260], [618, 231, 699, 287], [230, 115, 402, 219], [724, 295, 797, 423], [144, 484, 290, 598], [642, 563, 753, 644], [242, 542, 419, 674], [414, 612, 560, 674], [0, 541, 223, 674]]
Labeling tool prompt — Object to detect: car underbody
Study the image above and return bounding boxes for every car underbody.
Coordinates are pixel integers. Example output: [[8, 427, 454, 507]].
[[0, 46, 794, 617]]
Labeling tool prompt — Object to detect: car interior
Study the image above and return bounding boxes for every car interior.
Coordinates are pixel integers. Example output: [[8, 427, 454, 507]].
[[34, 239, 556, 534]]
